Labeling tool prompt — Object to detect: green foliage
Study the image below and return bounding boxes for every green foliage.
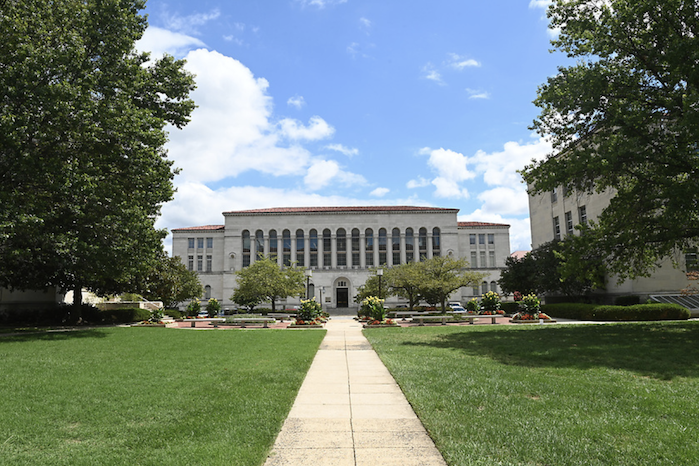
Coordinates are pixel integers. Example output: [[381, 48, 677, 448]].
[[232, 256, 305, 312], [416, 256, 485, 313], [519, 293, 541, 315], [614, 295, 641, 306], [355, 270, 392, 303], [360, 296, 386, 321], [543, 303, 690, 321], [148, 308, 164, 323], [134, 253, 204, 309], [206, 298, 221, 317], [186, 299, 201, 316], [384, 262, 424, 310], [480, 291, 502, 312], [165, 308, 184, 319], [465, 298, 480, 313], [297, 298, 322, 322], [524, 0, 699, 280], [500, 302, 519, 315]]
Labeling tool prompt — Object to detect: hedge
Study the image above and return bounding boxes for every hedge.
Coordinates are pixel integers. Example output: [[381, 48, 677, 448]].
[[0, 305, 151, 326], [542, 303, 690, 321]]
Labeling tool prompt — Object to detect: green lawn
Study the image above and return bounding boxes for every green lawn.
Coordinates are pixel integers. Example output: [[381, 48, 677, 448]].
[[0, 327, 325, 465], [364, 321, 699, 466]]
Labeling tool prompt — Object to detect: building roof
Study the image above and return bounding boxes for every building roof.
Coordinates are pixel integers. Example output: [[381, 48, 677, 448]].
[[510, 250, 530, 260], [457, 221, 510, 228], [223, 206, 460, 215], [171, 225, 225, 232]]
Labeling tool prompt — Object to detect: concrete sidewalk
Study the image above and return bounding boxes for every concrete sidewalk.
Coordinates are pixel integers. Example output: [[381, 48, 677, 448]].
[[264, 317, 447, 466]]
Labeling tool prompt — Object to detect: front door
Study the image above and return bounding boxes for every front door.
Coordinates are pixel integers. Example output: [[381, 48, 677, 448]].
[[336, 288, 349, 307]]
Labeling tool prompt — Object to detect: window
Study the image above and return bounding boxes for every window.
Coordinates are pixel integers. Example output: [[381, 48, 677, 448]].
[[379, 228, 387, 265], [255, 230, 264, 260], [197, 256, 203, 272], [432, 227, 441, 257], [365, 228, 374, 267], [565, 211, 574, 235], [471, 251, 477, 268], [490, 281, 497, 293], [551, 187, 558, 203], [553, 216, 561, 240], [481, 281, 488, 295], [337, 228, 347, 267], [206, 237, 213, 249], [242, 230, 250, 268], [204, 285, 211, 300], [197, 237, 204, 249], [296, 229, 305, 267], [283, 230, 291, 267], [323, 229, 331, 267], [489, 251, 495, 267], [188, 238, 195, 249], [469, 234, 476, 245], [487, 233, 494, 245], [309, 229, 318, 267], [188, 255, 194, 271], [269, 230, 278, 262], [206, 255, 212, 272], [405, 228, 414, 262], [418, 227, 427, 261], [392, 228, 401, 264], [686, 251, 699, 272], [480, 251, 486, 269], [579, 205, 588, 225], [351, 229, 360, 267], [472, 286, 479, 295], [479, 234, 485, 245]]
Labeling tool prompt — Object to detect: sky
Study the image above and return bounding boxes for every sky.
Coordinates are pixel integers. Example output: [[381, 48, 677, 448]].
[[136, 0, 564, 254]]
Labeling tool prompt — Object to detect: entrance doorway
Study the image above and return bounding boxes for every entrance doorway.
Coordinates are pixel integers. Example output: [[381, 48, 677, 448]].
[[336, 288, 349, 307]]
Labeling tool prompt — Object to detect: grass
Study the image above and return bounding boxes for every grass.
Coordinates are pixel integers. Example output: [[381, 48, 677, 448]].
[[0, 327, 325, 465], [364, 321, 699, 466]]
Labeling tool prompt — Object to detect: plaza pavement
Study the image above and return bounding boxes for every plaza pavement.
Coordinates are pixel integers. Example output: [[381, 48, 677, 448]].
[[264, 316, 447, 466]]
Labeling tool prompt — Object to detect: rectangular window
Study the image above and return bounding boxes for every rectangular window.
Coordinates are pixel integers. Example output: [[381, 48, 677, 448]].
[[472, 286, 479, 296], [487, 233, 494, 245], [565, 211, 574, 235], [188, 255, 194, 271], [489, 251, 496, 268], [197, 256, 203, 272], [197, 237, 204, 249], [188, 238, 195, 249], [478, 234, 485, 245], [551, 187, 558, 203], [553, 216, 561, 240], [323, 232, 331, 267], [579, 205, 588, 225], [469, 234, 476, 245], [206, 237, 213, 249], [686, 251, 699, 272], [471, 251, 477, 268], [206, 255, 212, 272], [351, 236, 360, 267], [480, 251, 486, 268]]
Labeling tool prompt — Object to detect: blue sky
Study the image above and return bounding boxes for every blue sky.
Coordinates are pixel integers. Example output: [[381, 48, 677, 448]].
[[138, 0, 563, 253]]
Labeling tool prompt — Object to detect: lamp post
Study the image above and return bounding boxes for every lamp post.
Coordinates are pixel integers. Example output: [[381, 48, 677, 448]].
[[305, 268, 312, 300], [377, 268, 383, 299]]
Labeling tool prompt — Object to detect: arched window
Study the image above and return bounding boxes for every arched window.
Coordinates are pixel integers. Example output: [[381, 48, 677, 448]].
[[405, 228, 414, 263], [336, 228, 347, 267], [481, 281, 488, 295], [378, 228, 387, 265], [204, 285, 212, 300], [323, 229, 331, 267], [365, 228, 374, 267], [418, 227, 427, 261], [490, 281, 498, 293], [296, 229, 305, 267], [432, 227, 441, 257], [242, 230, 251, 267], [309, 229, 318, 267], [392, 228, 401, 265], [351, 228, 360, 267], [255, 230, 264, 260], [269, 230, 278, 262], [283, 229, 291, 267]]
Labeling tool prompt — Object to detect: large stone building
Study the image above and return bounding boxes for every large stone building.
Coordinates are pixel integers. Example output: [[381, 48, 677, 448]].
[[171, 206, 511, 310], [528, 187, 696, 302]]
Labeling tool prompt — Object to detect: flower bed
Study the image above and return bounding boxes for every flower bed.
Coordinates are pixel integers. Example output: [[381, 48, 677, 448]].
[[288, 319, 324, 328], [510, 312, 556, 323], [363, 318, 399, 328]]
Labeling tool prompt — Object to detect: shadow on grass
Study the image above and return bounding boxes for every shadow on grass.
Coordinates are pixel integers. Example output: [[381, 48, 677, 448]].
[[401, 321, 699, 380], [0, 328, 109, 342]]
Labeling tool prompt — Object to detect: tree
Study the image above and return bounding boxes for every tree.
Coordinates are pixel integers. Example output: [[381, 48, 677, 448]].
[[354, 269, 393, 303], [231, 257, 305, 313], [498, 240, 605, 297], [385, 261, 425, 311], [134, 253, 203, 309], [417, 256, 484, 313], [523, 0, 699, 280], [0, 0, 196, 307]]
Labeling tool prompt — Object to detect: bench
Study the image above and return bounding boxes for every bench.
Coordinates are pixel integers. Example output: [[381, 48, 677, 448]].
[[231, 317, 276, 328], [182, 318, 226, 328], [389, 311, 416, 321], [412, 315, 455, 326], [268, 313, 296, 321], [451, 311, 504, 324]]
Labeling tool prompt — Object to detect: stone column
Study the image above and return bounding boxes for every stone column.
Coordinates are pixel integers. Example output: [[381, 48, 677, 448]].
[[331, 234, 337, 269], [360, 232, 366, 268]]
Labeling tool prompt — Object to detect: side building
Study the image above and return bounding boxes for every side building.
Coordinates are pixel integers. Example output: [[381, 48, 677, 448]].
[[171, 206, 511, 310], [528, 187, 696, 302]]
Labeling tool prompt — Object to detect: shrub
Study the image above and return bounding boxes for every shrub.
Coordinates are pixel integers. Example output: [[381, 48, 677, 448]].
[[149, 308, 164, 323], [206, 298, 221, 317], [480, 291, 501, 312], [297, 298, 322, 321], [614, 295, 641, 306], [165, 309, 184, 319], [465, 298, 480, 313], [360, 296, 385, 321], [186, 299, 201, 317], [542, 303, 600, 319], [519, 294, 541, 315], [500, 302, 519, 315], [542, 303, 690, 321]]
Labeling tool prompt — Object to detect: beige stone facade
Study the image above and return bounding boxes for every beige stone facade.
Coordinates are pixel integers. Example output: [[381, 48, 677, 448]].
[[528, 187, 694, 301], [172, 206, 511, 310]]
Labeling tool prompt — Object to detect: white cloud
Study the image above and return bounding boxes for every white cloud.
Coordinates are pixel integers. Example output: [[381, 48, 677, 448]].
[[466, 88, 490, 99], [163, 9, 221, 35], [370, 187, 389, 197], [406, 177, 431, 189], [287, 95, 306, 109], [447, 53, 481, 70], [427, 148, 476, 182], [422, 63, 445, 85], [528, 0, 552, 8], [360, 17, 371, 32], [279, 116, 335, 141], [477, 187, 529, 216], [431, 177, 470, 199], [297, 0, 347, 8], [467, 137, 551, 187], [304, 160, 367, 191], [460, 210, 532, 253], [325, 144, 358, 156], [137, 27, 206, 59]]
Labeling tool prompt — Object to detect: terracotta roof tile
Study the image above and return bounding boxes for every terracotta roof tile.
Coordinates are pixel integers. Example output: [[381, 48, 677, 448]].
[[171, 225, 225, 232], [224, 206, 459, 215], [457, 221, 510, 228]]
